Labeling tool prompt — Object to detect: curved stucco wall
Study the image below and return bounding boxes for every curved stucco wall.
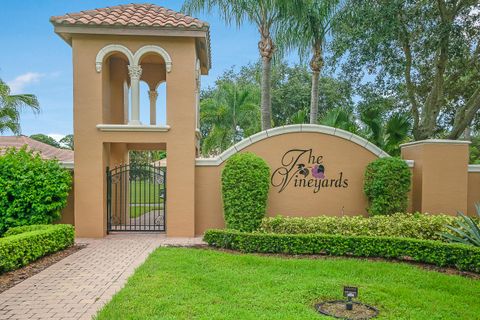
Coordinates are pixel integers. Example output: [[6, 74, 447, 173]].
[[194, 125, 388, 235]]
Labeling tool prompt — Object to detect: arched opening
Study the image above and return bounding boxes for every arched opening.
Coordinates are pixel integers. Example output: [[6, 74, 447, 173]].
[[138, 52, 167, 125], [102, 51, 131, 124]]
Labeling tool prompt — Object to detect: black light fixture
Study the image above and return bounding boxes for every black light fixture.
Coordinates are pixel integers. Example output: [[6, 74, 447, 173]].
[[343, 286, 358, 310]]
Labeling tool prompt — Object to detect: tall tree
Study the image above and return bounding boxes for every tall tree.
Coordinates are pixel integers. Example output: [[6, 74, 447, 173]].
[[30, 134, 61, 148], [332, 0, 480, 140], [225, 61, 353, 126], [0, 79, 39, 134], [200, 81, 260, 156], [60, 134, 74, 150], [277, 0, 340, 124], [183, 0, 299, 130]]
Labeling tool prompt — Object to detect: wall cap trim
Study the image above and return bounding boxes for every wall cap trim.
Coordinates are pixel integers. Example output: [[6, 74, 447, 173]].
[[60, 161, 74, 169], [405, 160, 415, 168], [468, 164, 480, 172], [400, 139, 471, 148], [96, 124, 170, 132], [196, 124, 389, 167]]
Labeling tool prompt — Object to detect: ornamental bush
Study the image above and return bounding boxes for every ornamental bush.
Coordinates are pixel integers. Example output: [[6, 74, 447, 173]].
[[0, 148, 72, 235], [364, 157, 411, 215], [0, 224, 74, 273], [221, 152, 270, 231], [203, 229, 480, 273], [260, 213, 456, 241]]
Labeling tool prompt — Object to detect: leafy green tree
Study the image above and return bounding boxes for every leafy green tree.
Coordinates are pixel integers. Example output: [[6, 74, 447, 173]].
[[277, 0, 340, 123], [332, 0, 480, 140], [0, 79, 39, 134], [60, 134, 74, 150], [221, 61, 353, 126], [183, 0, 301, 130], [0, 147, 72, 235], [129, 151, 166, 164], [200, 81, 260, 156], [30, 134, 61, 148]]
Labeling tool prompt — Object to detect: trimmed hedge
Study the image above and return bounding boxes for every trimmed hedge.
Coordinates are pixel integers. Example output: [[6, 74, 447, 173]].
[[0, 224, 75, 273], [259, 213, 456, 241], [221, 152, 270, 231], [364, 157, 411, 215], [2, 224, 53, 237], [203, 229, 480, 273]]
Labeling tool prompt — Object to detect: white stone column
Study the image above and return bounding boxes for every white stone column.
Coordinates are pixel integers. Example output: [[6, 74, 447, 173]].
[[148, 90, 158, 125], [123, 81, 129, 124], [128, 65, 142, 125]]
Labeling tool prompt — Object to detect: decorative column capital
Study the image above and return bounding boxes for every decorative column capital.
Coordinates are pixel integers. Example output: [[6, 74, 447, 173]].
[[128, 65, 143, 81], [148, 90, 158, 102]]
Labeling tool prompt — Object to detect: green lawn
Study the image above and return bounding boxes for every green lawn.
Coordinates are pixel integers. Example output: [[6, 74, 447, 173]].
[[129, 206, 161, 218], [130, 181, 165, 204], [96, 248, 480, 320]]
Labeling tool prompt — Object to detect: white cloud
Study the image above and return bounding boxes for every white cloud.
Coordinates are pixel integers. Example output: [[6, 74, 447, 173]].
[[47, 133, 65, 142], [7, 72, 44, 94]]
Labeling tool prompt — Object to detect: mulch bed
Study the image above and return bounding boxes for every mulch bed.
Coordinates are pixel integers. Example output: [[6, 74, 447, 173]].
[[316, 300, 379, 320], [192, 246, 480, 280], [0, 244, 86, 294]]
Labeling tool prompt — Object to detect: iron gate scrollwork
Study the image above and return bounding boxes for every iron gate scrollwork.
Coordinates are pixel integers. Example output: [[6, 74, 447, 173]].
[[107, 163, 166, 232]]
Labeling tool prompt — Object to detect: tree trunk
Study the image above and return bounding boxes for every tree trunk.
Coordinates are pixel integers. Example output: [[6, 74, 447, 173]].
[[310, 71, 320, 124], [258, 24, 275, 130], [309, 43, 323, 124], [261, 56, 272, 130], [447, 86, 480, 139]]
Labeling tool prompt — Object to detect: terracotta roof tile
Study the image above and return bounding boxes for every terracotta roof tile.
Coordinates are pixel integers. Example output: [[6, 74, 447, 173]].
[[0, 136, 74, 163], [50, 3, 208, 30]]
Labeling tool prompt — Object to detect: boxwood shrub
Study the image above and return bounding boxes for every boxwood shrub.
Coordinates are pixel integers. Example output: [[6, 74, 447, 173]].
[[203, 229, 480, 273], [0, 147, 72, 235], [2, 224, 54, 237], [221, 152, 270, 231], [260, 213, 455, 241], [0, 224, 75, 273], [364, 157, 411, 215]]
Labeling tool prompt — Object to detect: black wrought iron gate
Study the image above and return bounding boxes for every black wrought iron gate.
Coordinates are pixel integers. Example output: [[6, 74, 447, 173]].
[[107, 163, 166, 232]]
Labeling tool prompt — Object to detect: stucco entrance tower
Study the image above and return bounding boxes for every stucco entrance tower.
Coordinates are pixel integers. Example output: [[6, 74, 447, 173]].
[[51, 4, 210, 237]]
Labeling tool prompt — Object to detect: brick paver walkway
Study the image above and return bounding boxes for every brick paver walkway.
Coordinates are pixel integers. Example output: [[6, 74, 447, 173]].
[[0, 234, 204, 320]]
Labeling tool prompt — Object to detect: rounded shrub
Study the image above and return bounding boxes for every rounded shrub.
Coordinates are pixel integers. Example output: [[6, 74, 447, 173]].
[[221, 152, 270, 231], [0, 147, 72, 235], [364, 157, 411, 215]]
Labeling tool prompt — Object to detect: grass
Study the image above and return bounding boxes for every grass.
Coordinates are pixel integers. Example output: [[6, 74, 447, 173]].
[[130, 181, 165, 204], [96, 247, 480, 320], [129, 206, 161, 218]]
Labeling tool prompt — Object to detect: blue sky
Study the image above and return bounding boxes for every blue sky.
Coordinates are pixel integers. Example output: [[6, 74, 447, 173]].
[[0, 1, 294, 140]]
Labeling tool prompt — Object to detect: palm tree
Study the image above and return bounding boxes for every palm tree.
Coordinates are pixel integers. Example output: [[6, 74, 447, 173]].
[[0, 79, 39, 134], [183, 0, 298, 130], [320, 106, 411, 155], [287, 108, 309, 124], [200, 81, 260, 155], [359, 109, 411, 156], [277, 0, 340, 124], [320, 107, 358, 133]]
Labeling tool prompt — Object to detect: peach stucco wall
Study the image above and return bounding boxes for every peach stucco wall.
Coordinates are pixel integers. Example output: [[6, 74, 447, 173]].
[[72, 34, 198, 237], [401, 141, 470, 215], [195, 132, 378, 235], [468, 171, 480, 216]]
